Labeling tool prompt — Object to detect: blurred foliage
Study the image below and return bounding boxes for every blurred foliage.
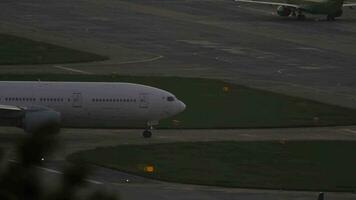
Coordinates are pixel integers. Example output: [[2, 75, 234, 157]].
[[0, 130, 118, 200]]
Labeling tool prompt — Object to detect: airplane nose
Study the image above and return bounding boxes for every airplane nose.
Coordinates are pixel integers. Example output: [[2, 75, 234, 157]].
[[178, 100, 186, 113]]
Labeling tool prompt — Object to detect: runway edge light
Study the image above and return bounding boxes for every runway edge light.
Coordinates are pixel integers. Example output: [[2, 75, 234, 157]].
[[223, 86, 230, 93], [144, 165, 155, 173]]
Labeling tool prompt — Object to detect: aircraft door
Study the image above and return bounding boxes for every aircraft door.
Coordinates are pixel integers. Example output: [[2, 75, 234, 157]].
[[139, 93, 149, 108], [72, 93, 83, 108]]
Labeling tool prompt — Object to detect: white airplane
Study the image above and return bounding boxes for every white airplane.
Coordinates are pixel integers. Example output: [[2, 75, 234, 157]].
[[234, 0, 356, 20], [0, 81, 186, 138]]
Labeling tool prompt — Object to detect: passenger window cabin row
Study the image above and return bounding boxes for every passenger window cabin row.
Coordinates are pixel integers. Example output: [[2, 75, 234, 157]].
[[0, 97, 137, 103], [0, 97, 68, 102], [3, 97, 36, 102], [92, 98, 137, 103]]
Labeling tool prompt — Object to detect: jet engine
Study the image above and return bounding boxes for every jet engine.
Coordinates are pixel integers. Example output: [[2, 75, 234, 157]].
[[21, 106, 61, 134], [277, 6, 292, 17]]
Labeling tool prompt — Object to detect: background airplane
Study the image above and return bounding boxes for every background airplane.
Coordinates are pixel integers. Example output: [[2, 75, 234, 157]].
[[234, 0, 356, 20], [0, 81, 186, 138]]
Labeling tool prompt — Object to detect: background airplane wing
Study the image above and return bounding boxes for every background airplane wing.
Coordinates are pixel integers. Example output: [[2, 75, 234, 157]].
[[234, 0, 301, 8], [343, 3, 356, 7]]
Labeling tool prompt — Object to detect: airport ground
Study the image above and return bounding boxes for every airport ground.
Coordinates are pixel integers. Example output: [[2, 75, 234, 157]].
[[1, 0, 356, 199], [2, 0, 356, 108]]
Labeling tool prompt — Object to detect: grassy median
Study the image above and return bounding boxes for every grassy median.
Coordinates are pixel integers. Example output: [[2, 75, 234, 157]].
[[0, 34, 108, 64], [68, 141, 356, 192], [1, 74, 356, 128]]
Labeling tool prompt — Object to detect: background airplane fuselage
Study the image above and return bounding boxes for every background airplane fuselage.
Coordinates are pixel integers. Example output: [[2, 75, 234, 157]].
[[288, 0, 343, 15]]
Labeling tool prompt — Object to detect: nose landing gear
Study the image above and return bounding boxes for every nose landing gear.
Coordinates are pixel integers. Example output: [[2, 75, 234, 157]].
[[326, 15, 335, 21], [143, 130, 152, 138], [297, 14, 305, 20], [143, 121, 158, 138]]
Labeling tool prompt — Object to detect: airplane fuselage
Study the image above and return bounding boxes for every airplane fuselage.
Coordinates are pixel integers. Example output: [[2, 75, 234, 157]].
[[0, 81, 186, 129]]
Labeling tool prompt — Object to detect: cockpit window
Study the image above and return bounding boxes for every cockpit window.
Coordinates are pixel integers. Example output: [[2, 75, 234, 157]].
[[167, 96, 175, 102]]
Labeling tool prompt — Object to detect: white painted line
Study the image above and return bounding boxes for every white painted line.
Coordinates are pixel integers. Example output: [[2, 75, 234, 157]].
[[277, 69, 287, 74], [85, 179, 103, 185], [340, 129, 356, 134], [9, 160, 102, 184], [53, 65, 93, 74], [295, 47, 323, 52], [117, 55, 164, 65], [298, 66, 321, 70], [37, 166, 103, 184], [37, 166, 63, 174], [239, 133, 255, 138]]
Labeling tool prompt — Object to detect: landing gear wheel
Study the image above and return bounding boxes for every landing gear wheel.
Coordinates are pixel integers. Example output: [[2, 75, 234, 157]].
[[143, 130, 152, 138], [327, 15, 335, 21]]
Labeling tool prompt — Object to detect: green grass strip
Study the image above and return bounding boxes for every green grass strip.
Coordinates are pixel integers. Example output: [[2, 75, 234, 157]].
[[0, 34, 108, 64], [68, 141, 356, 192]]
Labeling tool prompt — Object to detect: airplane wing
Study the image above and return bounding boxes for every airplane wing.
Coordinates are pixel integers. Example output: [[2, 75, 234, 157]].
[[0, 104, 25, 126], [0, 104, 22, 111], [343, 3, 356, 7], [0, 104, 60, 132], [234, 0, 301, 8], [0, 105, 24, 117]]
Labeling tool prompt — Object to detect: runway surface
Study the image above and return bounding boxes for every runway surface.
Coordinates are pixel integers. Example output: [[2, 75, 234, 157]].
[[1, 0, 356, 199]]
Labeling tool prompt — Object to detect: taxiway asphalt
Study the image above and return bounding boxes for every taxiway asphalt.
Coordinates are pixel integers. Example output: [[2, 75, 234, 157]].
[[1, 0, 356, 107]]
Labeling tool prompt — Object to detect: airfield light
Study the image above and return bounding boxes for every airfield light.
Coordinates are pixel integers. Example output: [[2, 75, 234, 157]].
[[144, 165, 155, 173], [223, 86, 230, 93]]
